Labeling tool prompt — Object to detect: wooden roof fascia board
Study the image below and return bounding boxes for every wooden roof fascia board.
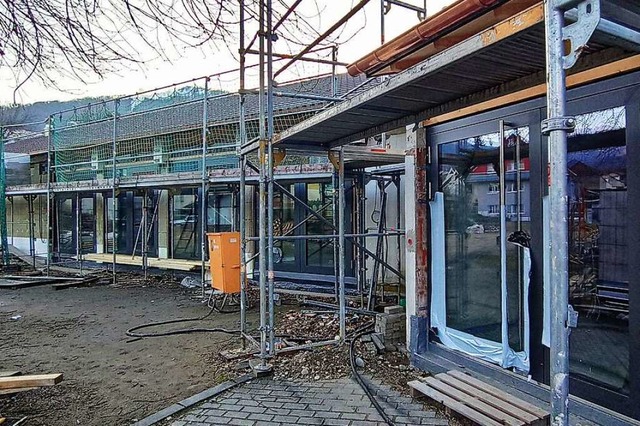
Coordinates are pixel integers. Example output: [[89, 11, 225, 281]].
[[421, 54, 640, 127], [277, 3, 545, 151], [373, 0, 542, 76]]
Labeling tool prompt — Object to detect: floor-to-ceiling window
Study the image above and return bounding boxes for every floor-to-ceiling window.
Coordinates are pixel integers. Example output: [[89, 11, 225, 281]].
[[172, 189, 199, 259], [433, 120, 531, 370], [256, 180, 349, 279], [566, 106, 629, 394], [305, 182, 335, 269], [106, 191, 158, 256]]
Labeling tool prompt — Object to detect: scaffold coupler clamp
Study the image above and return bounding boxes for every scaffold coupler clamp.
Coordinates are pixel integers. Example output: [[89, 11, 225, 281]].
[[567, 305, 579, 335], [541, 116, 576, 136]]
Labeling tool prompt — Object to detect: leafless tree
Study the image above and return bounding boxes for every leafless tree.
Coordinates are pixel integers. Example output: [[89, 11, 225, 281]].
[[1, 0, 367, 102], [0, 0, 243, 94]]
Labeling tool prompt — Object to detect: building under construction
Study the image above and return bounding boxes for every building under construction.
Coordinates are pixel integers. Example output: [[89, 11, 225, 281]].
[[2, 0, 640, 424]]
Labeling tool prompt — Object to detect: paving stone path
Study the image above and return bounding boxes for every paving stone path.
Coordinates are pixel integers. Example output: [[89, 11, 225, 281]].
[[170, 377, 450, 426]]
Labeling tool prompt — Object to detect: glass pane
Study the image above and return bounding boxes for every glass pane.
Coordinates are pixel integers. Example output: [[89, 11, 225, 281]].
[[567, 107, 629, 393], [80, 198, 95, 254], [57, 198, 74, 255], [273, 185, 296, 267], [105, 195, 128, 254], [173, 190, 198, 259], [439, 133, 503, 343], [306, 182, 335, 268], [504, 127, 531, 352], [207, 193, 234, 233]]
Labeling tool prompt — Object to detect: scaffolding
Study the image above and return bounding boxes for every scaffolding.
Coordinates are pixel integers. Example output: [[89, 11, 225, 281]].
[[231, 0, 640, 422], [236, 0, 416, 373]]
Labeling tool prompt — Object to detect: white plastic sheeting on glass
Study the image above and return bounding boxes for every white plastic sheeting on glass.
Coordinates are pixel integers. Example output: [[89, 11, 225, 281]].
[[542, 195, 551, 347], [430, 192, 530, 372]]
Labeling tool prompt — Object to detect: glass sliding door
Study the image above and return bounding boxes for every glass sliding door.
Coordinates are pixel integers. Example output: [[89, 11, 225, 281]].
[[272, 184, 297, 270], [172, 189, 199, 259], [80, 197, 95, 254], [431, 120, 531, 371], [56, 197, 75, 256], [305, 182, 335, 271]]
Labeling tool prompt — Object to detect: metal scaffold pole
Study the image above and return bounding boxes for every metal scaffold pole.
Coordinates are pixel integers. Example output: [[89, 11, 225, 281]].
[[544, 0, 605, 421], [546, 7, 570, 417], [46, 117, 53, 275], [76, 192, 82, 275], [338, 147, 346, 342], [0, 131, 8, 267], [142, 190, 148, 279], [543, 0, 585, 423], [112, 100, 119, 285], [238, 0, 248, 349], [332, 171, 339, 303], [238, 0, 247, 349], [256, 0, 271, 372], [201, 77, 210, 296], [266, 0, 276, 357]]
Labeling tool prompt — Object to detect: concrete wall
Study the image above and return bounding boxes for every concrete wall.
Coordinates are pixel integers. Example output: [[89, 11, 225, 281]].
[[158, 190, 170, 259]]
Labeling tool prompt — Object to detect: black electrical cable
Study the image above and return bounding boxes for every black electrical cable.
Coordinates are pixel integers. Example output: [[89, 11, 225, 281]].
[[126, 305, 240, 338], [349, 327, 395, 426]]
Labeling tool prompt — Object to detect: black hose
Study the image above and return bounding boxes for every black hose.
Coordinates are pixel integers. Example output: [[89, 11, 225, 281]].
[[349, 327, 395, 426], [126, 305, 240, 338]]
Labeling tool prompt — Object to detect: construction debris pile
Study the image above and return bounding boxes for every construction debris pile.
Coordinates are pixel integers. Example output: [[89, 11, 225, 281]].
[[278, 309, 372, 341]]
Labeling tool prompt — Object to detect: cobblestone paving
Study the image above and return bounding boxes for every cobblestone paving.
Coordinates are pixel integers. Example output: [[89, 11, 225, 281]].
[[171, 377, 450, 426]]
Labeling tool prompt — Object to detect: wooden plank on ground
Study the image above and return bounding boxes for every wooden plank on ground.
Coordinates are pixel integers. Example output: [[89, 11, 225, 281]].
[[0, 279, 49, 289], [0, 374, 63, 390], [409, 380, 503, 426], [82, 254, 200, 271], [52, 277, 100, 290], [0, 387, 38, 395], [1, 275, 84, 282], [424, 376, 524, 426], [437, 373, 539, 423], [448, 370, 549, 419], [0, 371, 21, 378]]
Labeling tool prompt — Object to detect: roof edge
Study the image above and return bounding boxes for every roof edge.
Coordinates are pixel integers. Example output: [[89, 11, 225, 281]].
[[347, 0, 506, 77]]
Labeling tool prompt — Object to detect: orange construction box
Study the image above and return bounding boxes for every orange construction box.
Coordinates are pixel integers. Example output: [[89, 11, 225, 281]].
[[207, 232, 241, 294]]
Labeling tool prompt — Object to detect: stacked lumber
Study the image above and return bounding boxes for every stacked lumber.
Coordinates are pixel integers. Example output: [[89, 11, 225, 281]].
[[409, 370, 549, 426], [82, 253, 200, 271], [0, 373, 63, 395]]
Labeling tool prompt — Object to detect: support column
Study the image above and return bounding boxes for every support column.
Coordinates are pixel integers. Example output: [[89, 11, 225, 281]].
[[405, 124, 429, 354]]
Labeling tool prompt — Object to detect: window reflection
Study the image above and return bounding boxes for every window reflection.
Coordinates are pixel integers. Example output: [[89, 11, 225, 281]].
[[306, 182, 335, 268], [273, 185, 296, 267], [567, 107, 629, 393], [438, 126, 530, 351]]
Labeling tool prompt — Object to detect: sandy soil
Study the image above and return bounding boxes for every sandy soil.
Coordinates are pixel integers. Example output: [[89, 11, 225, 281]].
[[0, 281, 252, 425]]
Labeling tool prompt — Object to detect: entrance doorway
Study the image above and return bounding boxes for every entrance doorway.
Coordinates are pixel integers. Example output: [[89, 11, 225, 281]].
[[430, 115, 539, 372]]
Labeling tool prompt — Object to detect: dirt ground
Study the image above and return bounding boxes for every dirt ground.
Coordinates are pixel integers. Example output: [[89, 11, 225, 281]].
[[0, 279, 251, 425]]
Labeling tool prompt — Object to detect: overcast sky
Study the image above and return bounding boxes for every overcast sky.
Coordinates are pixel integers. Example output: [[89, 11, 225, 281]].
[[0, 0, 455, 105]]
